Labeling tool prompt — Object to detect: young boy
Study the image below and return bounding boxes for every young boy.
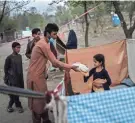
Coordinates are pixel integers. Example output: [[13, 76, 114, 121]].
[[4, 42, 24, 113], [25, 28, 41, 59]]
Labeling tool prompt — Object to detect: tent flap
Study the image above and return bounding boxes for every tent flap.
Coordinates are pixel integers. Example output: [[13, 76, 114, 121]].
[[126, 39, 135, 83], [65, 40, 128, 94]]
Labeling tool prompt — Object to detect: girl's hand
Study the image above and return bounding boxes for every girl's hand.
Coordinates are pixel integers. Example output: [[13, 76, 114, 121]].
[[93, 79, 106, 87], [83, 72, 89, 77], [93, 82, 103, 88]]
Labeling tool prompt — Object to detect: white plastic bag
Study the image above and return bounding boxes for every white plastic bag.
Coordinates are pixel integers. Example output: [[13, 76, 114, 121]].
[[72, 62, 89, 73]]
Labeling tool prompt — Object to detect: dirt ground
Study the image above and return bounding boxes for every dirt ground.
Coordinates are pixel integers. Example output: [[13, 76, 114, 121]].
[[0, 26, 134, 123]]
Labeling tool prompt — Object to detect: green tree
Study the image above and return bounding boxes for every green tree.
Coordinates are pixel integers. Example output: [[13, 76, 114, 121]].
[[68, 1, 97, 47], [0, 0, 30, 26], [55, 5, 72, 25], [10, 6, 47, 31], [1, 16, 17, 31], [112, 1, 135, 38]]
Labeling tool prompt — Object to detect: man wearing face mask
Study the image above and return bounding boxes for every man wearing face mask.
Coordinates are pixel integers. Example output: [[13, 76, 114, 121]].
[[27, 23, 77, 123], [49, 38, 57, 58], [25, 28, 41, 59], [48, 37, 58, 71]]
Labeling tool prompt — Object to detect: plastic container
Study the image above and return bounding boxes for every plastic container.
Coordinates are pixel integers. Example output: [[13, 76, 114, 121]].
[[112, 14, 120, 27]]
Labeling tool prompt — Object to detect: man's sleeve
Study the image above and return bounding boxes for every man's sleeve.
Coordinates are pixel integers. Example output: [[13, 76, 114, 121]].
[[39, 43, 72, 70], [25, 42, 31, 59]]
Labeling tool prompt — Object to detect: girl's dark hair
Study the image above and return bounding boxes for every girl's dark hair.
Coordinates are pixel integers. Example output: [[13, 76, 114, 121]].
[[44, 23, 59, 36], [12, 42, 20, 48], [93, 54, 105, 68]]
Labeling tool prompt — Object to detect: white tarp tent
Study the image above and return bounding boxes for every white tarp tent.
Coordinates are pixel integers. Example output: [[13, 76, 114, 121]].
[[22, 30, 32, 37], [126, 39, 135, 83]]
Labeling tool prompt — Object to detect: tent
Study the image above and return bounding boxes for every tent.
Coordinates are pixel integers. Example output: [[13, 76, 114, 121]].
[[64, 39, 135, 95]]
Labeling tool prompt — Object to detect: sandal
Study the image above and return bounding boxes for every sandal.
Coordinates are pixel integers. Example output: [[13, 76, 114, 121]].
[[17, 107, 24, 113], [7, 107, 14, 113]]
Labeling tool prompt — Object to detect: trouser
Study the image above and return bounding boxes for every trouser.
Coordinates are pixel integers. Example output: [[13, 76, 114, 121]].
[[8, 95, 22, 108], [32, 110, 52, 123]]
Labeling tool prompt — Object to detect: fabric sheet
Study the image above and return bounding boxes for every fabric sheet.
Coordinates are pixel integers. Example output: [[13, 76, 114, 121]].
[[67, 87, 135, 123], [126, 39, 135, 83], [65, 40, 128, 93]]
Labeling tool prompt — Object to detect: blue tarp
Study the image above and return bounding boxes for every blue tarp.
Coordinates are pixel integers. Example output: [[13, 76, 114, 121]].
[[68, 87, 135, 123], [112, 14, 120, 26]]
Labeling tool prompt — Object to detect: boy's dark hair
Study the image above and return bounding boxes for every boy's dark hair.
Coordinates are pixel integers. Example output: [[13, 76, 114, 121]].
[[44, 23, 59, 36], [32, 28, 41, 35], [93, 54, 105, 68], [12, 42, 21, 48]]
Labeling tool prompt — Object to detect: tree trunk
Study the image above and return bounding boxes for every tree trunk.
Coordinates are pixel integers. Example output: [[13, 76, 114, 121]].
[[126, 21, 135, 38], [0, 0, 30, 25], [112, 2, 128, 38], [126, 32, 132, 39], [0, 0, 7, 25], [129, 2, 135, 28], [84, 1, 89, 47], [82, 22, 84, 32], [113, 1, 135, 39], [129, 15, 132, 28]]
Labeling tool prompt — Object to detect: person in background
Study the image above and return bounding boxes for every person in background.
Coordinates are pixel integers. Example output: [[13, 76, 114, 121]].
[[27, 23, 77, 123], [49, 35, 67, 71], [25, 28, 41, 59], [4, 42, 24, 113], [48, 37, 58, 71], [28, 37, 31, 43], [1, 33, 3, 40]]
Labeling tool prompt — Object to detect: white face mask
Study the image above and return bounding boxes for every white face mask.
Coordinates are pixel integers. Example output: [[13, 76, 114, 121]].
[[49, 38, 55, 43], [47, 32, 56, 46]]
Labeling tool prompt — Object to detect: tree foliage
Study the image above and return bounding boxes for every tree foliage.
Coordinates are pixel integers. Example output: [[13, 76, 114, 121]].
[[55, 5, 72, 25], [0, 5, 47, 32], [0, 0, 30, 25], [67, 1, 103, 47]]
